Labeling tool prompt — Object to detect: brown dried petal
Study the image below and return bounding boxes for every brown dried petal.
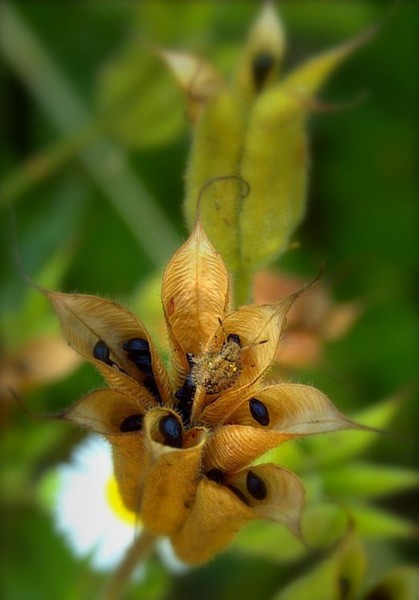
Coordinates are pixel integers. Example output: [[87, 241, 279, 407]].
[[45, 290, 171, 404], [0, 337, 81, 394], [160, 49, 223, 121], [62, 388, 149, 513], [171, 478, 254, 565], [63, 388, 151, 433], [192, 299, 293, 420], [140, 408, 207, 536], [203, 424, 291, 472], [110, 433, 146, 514], [225, 464, 305, 536], [92, 362, 158, 405], [202, 383, 357, 436], [199, 385, 259, 425], [162, 220, 229, 384]]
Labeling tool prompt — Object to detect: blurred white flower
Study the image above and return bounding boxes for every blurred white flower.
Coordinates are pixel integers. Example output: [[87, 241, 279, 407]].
[[55, 435, 139, 570], [54, 434, 187, 574]]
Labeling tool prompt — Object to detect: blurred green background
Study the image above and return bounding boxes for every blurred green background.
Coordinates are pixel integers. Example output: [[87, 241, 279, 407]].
[[0, 1, 417, 599]]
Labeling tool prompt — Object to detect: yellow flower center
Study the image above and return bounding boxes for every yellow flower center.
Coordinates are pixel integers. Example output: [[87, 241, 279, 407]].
[[106, 476, 139, 525]]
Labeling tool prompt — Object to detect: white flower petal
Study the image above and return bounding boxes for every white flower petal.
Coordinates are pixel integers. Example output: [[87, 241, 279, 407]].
[[54, 434, 187, 575], [54, 435, 139, 571], [156, 537, 189, 575]]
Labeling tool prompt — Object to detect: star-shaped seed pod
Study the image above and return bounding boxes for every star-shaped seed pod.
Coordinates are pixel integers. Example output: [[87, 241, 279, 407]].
[[45, 218, 365, 565]]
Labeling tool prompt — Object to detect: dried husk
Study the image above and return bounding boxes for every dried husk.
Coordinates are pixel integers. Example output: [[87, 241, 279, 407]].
[[140, 408, 208, 536], [162, 219, 229, 386]]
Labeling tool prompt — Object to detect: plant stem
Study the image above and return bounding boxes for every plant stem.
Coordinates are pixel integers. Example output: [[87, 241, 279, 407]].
[[0, 120, 102, 206], [101, 529, 156, 600], [233, 265, 253, 307], [0, 2, 181, 267]]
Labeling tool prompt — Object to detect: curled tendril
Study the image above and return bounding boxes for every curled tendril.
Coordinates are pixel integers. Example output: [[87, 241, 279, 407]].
[[196, 174, 251, 218]]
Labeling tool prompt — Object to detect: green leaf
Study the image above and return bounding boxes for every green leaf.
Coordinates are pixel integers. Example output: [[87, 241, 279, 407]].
[[302, 503, 349, 549], [233, 520, 305, 563], [273, 531, 366, 600], [323, 462, 419, 499], [233, 503, 350, 563], [37, 470, 61, 513], [301, 396, 402, 467], [130, 271, 166, 354], [96, 41, 185, 148], [0, 421, 66, 505], [254, 437, 307, 472], [0, 509, 100, 600], [348, 504, 417, 539]]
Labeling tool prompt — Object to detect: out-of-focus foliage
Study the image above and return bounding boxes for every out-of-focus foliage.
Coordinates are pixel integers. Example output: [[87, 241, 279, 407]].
[[0, 1, 417, 599]]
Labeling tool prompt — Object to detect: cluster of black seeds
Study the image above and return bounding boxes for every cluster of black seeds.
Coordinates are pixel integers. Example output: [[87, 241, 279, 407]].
[[122, 338, 161, 402], [93, 333, 271, 454], [93, 337, 162, 432], [175, 352, 196, 425]]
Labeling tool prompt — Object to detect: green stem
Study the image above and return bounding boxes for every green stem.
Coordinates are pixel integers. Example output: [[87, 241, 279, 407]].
[[0, 2, 181, 267], [100, 529, 156, 600], [233, 265, 253, 307], [0, 120, 102, 206]]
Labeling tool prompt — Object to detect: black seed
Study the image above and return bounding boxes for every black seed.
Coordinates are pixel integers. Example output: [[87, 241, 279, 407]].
[[93, 340, 113, 365], [175, 376, 196, 403], [122, 338, 149, 353], [227, 333, 241, 345], [249, 398, 270, 426], [338, 577, 351, 600], [132, 354, 153, 377], [228, 485, 250, 506], [252, 52, 275, 92], [159, 415, 182, 448], [123, 338, 154, 376], [143, 375, 161, 402], [175, 358, 196, 425], [119, 414, 143, 432], [246, 471, 267, 500], [205, 469, 225, 484], [175, 383, 192, 403]]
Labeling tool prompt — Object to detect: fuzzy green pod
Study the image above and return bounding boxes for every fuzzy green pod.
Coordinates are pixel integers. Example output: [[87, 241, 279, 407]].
[[182, 3, 370, 299], [184, 89, 248, 270]]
